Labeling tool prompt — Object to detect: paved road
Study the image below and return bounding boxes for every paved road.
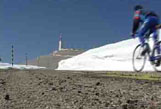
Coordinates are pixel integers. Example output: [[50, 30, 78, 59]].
[[0, 70, 161, 109]]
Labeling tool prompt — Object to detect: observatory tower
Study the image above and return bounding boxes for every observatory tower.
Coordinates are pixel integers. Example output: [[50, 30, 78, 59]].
[[58, 33, 63, 51]]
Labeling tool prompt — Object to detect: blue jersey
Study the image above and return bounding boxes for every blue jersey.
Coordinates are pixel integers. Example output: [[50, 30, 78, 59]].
[[132, 9, 158, 33]]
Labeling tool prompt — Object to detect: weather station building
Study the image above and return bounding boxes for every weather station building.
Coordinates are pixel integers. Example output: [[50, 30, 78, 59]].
[[28, 33, 85, 69]]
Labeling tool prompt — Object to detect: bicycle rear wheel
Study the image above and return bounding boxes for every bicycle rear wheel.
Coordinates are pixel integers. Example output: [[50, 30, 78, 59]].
[[152, 41, 161, 72], [132, 44, 147, 72]]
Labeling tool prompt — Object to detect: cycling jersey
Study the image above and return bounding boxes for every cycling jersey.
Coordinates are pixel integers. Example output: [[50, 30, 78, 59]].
[[132, 9, 158, 34]]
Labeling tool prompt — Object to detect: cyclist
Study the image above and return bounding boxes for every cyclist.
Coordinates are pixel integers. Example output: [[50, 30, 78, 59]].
[[131, 5, 160, 66]]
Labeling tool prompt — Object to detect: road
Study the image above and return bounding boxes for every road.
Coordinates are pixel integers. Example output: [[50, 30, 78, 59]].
[[0, 69, 161, 109]]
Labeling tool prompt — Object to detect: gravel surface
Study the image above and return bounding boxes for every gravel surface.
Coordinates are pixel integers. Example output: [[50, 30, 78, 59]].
[[0, 70, 161, 109]]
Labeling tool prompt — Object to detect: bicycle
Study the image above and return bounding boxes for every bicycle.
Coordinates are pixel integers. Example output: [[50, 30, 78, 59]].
[[132, 33, 161, 72]]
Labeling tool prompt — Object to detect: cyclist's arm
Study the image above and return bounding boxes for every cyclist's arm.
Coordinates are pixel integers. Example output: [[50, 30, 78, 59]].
[[132, 11, 141, 34]]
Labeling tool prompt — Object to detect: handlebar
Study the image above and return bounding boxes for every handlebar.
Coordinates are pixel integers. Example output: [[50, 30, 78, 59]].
[[156, 24, 161, 29]]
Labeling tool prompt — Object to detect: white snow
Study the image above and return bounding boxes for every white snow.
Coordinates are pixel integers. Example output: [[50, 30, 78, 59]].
[[0, 63, 45, 70], [57, 30, 161, 71]]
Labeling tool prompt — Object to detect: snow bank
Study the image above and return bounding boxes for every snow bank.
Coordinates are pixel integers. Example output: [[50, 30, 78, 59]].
[[0, 63, 45, 70], [57, 30, 161, 71]]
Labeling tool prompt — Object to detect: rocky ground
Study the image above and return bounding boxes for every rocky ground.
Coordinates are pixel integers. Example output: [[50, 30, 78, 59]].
[[0, 70, 161, 109]]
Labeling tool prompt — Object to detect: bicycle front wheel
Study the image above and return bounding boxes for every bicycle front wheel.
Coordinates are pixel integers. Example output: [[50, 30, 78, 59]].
[[132, 44, 147, 72]]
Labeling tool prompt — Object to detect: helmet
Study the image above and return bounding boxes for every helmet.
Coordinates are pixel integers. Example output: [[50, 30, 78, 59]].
[[134, 5, 143, 11]]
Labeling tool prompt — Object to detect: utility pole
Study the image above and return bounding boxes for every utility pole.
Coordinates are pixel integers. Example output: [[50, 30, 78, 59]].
[[11, 45, 14, 67], [25, 53, 28, 66], [37, 57, 39, 66]]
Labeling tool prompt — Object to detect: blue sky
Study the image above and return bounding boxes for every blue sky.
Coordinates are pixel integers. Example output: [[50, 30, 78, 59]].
[[1, 0, 161, 63]]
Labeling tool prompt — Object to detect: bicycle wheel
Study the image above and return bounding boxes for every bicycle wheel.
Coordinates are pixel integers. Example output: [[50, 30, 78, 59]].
[[132, 44, 147, 72], [152, 41, 161, 72]]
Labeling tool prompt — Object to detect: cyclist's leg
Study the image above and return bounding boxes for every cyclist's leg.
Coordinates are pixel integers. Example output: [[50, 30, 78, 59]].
[[137, 19, 151, 55], [137, 19, 150, 47], [150, 17, 160, 66], [152, 29, 160, 54], [150, 17, 160, 54], [152, 29, 161, 66]]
